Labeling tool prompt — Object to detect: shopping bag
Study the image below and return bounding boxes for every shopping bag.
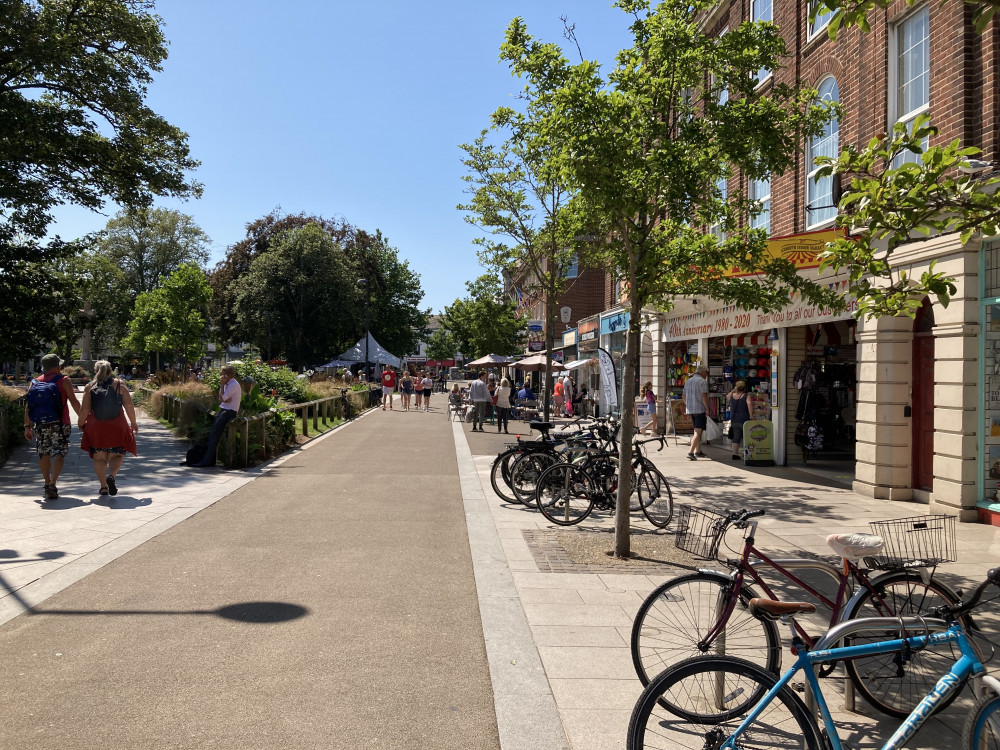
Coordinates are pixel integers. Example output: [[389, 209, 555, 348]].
[[704, 417, 722, 442]]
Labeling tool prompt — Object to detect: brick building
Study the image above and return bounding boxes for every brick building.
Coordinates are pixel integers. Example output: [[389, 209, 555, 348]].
[[644, 1, 998, 520]]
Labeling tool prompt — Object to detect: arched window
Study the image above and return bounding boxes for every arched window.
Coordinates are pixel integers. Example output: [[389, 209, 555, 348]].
[[806, 77, 839, 228]]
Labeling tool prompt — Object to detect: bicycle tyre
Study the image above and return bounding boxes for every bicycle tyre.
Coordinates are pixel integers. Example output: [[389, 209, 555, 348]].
[[964, 691, 1000, 750], [637, 467, 674, 528], [631, 571, 781, 687], [627, 655, 822, 750], [509, 451, 559, 505], [843, 570, 965, 718], [535, 462, 595, 526], [489, 448, 519, 504]]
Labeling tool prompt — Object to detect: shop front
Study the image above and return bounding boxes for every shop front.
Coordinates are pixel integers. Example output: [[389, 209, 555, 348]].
[[662, 287, 859, 473]]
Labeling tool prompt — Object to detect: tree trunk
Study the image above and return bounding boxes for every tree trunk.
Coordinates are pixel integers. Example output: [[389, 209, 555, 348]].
[[543, 294, 556, 421], [614, 299, 642, 559]]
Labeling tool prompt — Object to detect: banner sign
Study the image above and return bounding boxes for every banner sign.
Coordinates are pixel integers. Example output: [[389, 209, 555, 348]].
[[743, 420, 775, 466], [528, 341, 545, 352], [600, 311, 630, 336], [562, 329, 577, 348], [597, 347, 618, 411], [663, 285, 858, 342], [723, 229, 843, 277], [528, 320, 544, 332]]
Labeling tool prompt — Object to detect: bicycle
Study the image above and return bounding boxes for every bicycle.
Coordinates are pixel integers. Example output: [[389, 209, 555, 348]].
[[630, 508, 963, 718], [503, 418, 620, 506], [627, 568, 1000, 750], [533, 435, 673, 528], [488, 418, 592, 503]]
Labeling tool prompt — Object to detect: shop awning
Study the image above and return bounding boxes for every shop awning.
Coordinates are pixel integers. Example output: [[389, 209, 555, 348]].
[[563, 358, 596, 370], [725, 331, 769, 347]]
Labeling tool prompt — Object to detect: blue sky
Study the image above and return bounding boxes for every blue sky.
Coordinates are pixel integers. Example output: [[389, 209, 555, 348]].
[[49, 1, 634, 314]]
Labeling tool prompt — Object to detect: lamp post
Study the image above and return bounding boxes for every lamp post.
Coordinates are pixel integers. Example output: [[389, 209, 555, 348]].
[[358, 278, 370, 382]]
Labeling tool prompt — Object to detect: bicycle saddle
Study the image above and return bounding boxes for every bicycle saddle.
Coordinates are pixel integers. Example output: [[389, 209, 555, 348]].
[[826, 532, 884, 560], [748, 598, 816, 620], [529, 421, 553, 432]]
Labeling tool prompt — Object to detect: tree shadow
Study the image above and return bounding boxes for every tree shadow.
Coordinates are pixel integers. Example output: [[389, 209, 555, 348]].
[[36, 495, 153, 510]]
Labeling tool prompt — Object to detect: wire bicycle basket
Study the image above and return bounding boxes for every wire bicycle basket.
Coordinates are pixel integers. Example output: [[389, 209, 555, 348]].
[[866, 514, 957, 570], [674, 505, 729, 559]]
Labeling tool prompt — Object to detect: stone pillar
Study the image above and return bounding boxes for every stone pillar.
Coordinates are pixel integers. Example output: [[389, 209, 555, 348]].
[[854, 315, 914, 501]]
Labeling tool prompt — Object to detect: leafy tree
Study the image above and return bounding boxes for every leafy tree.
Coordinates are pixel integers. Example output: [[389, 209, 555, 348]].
[[500, 1, 841, 557], [345, 229, 429, 358], [0, 0, 199, 361], [459, 124, 574, 420], [123, 262, 212, 366], [814, 0, 998, 37], [209, 211, 353, 346], [424, 328, 458, 362], [440, 275, 526, 360], [231, 222, 359, 369]]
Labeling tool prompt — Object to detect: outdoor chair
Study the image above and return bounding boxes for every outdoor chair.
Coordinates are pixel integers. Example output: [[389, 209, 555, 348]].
[[448, 393, 464, 422], [517, 399, 538, 422]]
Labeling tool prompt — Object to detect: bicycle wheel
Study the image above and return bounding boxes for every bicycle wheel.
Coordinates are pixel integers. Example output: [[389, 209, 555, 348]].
[[844, 570, 965, 718], [964, 691, 1000, 749], [637, 467, 674, 528], [631, 571, 781, 687], [535, 463, 595, 526], [627, 656, 822, 750], [509, 451, 558, 505], [489, 449, 519, 504]]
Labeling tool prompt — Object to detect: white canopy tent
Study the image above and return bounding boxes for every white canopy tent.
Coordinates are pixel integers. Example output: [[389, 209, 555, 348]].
[[319, 331, 402, 369]]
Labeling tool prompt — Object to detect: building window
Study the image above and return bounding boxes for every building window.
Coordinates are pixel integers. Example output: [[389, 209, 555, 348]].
[[749, 176, 771, 234], [752, 0, 772, 85], [711, 175, 728, 240], [809, 1, 833, 39], [806, 76, 839, 228], [564, 253, 579, 279], [892, 5, 930, 167]]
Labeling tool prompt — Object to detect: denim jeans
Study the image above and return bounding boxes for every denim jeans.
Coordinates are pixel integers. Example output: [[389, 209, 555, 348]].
[[495, 407, 509, 432], [197, 408, 237, 466]]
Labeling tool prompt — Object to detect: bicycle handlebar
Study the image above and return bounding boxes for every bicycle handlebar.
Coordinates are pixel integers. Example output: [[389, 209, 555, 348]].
[[726, 508, 766, 528], [931, 567, 1000, 621]]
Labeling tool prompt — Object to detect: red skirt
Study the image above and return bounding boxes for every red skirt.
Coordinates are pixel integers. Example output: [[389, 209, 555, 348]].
[[80, 413, 137, 457]]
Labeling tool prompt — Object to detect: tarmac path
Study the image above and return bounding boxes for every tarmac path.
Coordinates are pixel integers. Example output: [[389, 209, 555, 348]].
[[0, 403, 500, 750]]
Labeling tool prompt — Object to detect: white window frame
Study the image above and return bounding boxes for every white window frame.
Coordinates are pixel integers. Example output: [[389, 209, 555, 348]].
[[749, 175, 771, 235], [564, 253, 579, 279], [751, 0, 773, 86], [806, 76, 839, 229], [889, 4, 930, 167], [808, 1, 833, 41], [710, 175, 728, 240]]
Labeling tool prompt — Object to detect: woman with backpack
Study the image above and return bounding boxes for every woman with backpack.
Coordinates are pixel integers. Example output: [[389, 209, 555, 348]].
[[78, 360, 138, 496]]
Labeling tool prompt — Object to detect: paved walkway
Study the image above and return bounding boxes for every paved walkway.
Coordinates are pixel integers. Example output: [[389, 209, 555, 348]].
[[3, 399, 1000, 748]]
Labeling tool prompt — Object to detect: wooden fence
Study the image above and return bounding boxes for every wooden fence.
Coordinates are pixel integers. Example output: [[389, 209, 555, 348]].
[[157, 388, 371, 468], [0, 396, 25, 469]]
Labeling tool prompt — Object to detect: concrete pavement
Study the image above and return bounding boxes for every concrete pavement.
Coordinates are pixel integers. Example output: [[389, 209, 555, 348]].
[[3, 396, 1000, 748]]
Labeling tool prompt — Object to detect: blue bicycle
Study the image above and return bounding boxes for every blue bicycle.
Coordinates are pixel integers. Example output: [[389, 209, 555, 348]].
[[627, 568, 1000, 749]]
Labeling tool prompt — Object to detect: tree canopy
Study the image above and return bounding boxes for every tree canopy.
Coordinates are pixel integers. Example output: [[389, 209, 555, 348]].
[[439, 275, 526, 360], [123, 262, 212, 364], [496, 0, 842, 556]]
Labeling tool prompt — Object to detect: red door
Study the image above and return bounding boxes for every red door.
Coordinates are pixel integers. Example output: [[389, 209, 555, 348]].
[[911, 334, 935, 490]]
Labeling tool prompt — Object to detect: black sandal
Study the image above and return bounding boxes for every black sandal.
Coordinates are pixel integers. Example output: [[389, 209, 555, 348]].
[[99, 486, 108, 495], [107, 476, 118, 496]]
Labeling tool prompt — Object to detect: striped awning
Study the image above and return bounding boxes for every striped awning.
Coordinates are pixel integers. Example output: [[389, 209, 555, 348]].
[[724, 331, 769, 347]]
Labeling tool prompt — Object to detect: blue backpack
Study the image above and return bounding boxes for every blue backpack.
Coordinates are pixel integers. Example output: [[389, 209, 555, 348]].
[[27, 375, 64, 424]]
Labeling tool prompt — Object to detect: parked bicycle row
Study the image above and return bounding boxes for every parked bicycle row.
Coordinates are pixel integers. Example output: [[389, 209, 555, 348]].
[[488, 416, 674, 529]]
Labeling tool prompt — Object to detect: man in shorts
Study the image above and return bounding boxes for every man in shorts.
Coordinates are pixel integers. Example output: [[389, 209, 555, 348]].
[[683, 365, 710, 460], [381, 367, 397, 410], [23, 353, 82, 500]]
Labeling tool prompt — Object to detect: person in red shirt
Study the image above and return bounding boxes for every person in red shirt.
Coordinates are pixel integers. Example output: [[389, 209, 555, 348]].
[[381, 368, 397, 411]]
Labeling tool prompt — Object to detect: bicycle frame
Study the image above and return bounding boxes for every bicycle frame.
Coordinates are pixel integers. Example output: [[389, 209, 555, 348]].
[[722, 619, 986, 750], [700, 521, 925, 653]]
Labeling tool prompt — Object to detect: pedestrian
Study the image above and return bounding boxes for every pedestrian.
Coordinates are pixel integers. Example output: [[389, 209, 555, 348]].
[[683, 365, 710, 460], [190, 365, 242, 468], [562, 373, 574, 416], [420, 371, 433, 412], [727, 380, 751, 461], [468, 370, 491, 432], [381, 366, 397, 411], [518, 381, 535, 401], [400, 370, 414, 411], [553, 376, 564, 417], [23, 353, 82, 500], [78, 360, 138, 496], [495, 377, 512, 434], [414, 370, 423, 410], [641, 380, 657, 433]]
